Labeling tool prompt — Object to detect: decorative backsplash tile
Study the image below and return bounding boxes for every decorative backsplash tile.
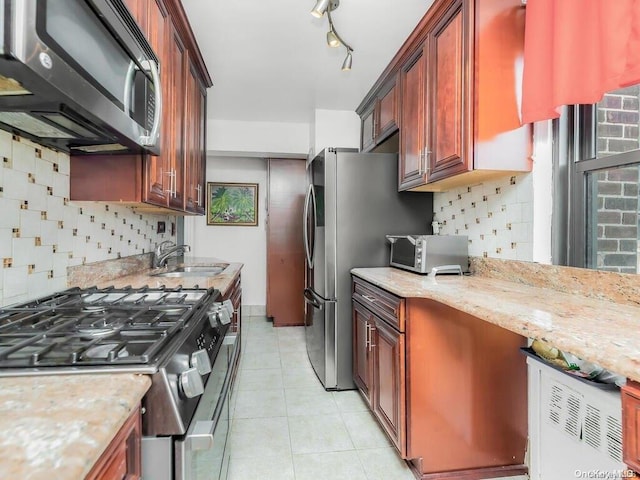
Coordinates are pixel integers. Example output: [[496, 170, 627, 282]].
[[0, 131, 176, 306], [433, 174, 534, 261]]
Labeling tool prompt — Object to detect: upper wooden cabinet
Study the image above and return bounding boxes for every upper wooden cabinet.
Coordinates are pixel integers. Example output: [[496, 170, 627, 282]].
[[359, 76, 399, 152], [70, 0, 211, 215], [358, 0, 531, 191]]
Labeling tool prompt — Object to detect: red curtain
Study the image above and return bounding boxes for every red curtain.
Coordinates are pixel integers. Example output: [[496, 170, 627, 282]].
[[521, 0, 640, 124]]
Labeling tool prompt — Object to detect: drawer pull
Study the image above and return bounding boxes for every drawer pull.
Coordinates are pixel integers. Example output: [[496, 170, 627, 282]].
[[369, 325, 376, 351], [362, 295, 377, 303]]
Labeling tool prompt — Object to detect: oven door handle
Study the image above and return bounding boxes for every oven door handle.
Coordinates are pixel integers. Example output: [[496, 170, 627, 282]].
[[186, 334, 238, 452], [189, 420, 215, 451]]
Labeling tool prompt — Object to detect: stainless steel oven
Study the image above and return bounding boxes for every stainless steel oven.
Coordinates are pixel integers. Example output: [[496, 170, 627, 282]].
[[0, 285, 238, 480], [174, 333, 238, 480], [386, 234, 469, 274]]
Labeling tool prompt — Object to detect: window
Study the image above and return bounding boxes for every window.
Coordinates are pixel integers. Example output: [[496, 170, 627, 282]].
[[561, 86, 640, 273]]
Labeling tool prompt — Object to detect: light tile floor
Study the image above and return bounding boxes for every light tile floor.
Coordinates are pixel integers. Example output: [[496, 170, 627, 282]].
[[228, 316, 528, 480]]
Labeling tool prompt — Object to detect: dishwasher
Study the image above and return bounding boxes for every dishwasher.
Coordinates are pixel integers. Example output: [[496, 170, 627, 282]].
[[527, 354, 629, 479]]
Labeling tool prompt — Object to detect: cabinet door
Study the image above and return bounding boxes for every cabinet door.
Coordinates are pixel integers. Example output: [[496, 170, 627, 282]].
[[353, 301, 374, 406], [426, 0, 471, 182], [167, 22, 186, 210], [86, 406, 142, 480], [360, 105, 376, 152], [376, 79, 398, 143], [399, 47, 427, 190], [184, 57, 206, 214], [623, 381, 640, 473], [372, 317, 406, 456], [143, 0, 171, 207]]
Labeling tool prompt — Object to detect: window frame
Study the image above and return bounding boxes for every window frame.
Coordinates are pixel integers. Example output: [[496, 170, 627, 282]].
[[560, 103, 640, 269]]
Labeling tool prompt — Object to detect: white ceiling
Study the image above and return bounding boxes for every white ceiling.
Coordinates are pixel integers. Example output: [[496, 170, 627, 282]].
[[181, 0, 435, 124]]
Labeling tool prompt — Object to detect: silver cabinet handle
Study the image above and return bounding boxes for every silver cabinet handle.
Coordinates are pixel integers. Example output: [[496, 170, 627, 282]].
[[196, 184, 202, 206], [165, 169, 176, 196], [365, 323, 370, 350], [139, 59, 163, 148], [362, 295, 377, 303], [369, 324, 376, 351]]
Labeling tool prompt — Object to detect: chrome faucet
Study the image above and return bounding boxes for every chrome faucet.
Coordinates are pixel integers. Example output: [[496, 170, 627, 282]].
[[153, 241, 191, 268]]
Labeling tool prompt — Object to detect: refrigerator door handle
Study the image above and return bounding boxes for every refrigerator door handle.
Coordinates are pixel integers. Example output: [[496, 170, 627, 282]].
[[303, 184, 314, 268], [304, 288, 335, 310]]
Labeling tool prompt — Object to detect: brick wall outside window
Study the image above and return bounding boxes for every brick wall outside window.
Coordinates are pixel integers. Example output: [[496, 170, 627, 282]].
[[594, 85, 640, 273]]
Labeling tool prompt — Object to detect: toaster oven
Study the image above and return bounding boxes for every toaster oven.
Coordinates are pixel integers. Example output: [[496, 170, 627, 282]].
[[386, 234, 469, 274]]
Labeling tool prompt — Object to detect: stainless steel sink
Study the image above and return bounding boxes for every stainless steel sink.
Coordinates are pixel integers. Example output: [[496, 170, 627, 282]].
[[151, 264, 228, 277]]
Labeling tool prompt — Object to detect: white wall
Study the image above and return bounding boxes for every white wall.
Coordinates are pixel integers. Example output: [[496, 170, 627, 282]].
[[207, 119, 310, 155], [185, 156, 268, 307], [313, 109, 360, 155]]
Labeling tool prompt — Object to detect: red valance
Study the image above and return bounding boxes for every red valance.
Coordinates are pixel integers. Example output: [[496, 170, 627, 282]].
[[521, 0, 640, 124]]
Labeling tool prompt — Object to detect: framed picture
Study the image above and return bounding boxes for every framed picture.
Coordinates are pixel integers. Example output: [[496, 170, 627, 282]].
[[207, 182, 259, 226]]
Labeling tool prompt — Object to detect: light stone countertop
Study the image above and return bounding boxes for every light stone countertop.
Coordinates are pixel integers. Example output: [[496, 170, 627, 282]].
[[78, 256, 243, 297], [0, 374, 151, 480], [351, 267, 640, 383]]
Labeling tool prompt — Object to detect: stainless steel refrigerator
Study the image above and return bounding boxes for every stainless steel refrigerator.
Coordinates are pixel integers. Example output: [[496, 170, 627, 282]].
[[303, 147, 433, 390]]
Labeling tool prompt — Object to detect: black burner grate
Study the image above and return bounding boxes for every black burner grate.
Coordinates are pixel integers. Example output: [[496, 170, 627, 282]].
[[0, 285, 213, 368]]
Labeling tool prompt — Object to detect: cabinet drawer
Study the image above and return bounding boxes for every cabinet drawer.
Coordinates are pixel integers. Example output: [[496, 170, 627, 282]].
[[623, 380, 640, 473], [352, 277, 405, 332]]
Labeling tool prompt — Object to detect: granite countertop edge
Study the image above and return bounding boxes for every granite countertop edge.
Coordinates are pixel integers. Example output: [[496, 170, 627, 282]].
[[0, 374, 151, 480], [351, 267, 640, 384]]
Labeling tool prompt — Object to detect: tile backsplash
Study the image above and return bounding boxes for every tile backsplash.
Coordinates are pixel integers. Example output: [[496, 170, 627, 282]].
[[433, 174, 534, 261], [0, 131, 176, 307]]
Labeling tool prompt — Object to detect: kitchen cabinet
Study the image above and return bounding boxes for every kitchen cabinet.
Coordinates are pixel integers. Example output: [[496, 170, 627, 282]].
[[359, 76, 399, 153], [86, 406, 142, 480], [70, 0, 211, 215], [358, 0, 531, 192], [352, 278, 407, 455], [351, 275, 527, 479], [622, 380, 640, 473]]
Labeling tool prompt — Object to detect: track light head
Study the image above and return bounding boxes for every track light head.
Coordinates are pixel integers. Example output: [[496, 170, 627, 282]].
[[341, 49, 353, 71], [310, 0, 330, 18], [326, 29, 340, 48]]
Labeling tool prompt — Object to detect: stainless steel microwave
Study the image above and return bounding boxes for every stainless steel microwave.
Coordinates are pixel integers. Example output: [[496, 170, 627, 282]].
[[0, 0, 161, 154], [386, 234, 469, 274]]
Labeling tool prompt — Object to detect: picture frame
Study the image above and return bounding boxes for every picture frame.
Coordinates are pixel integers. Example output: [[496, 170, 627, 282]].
[[207, 182, 259, 226]]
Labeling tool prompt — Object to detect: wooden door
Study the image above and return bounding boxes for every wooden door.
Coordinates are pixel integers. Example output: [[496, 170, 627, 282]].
[[372, 317, 406, 456], [143, 0, 171, 207], [398, 47, 427, 190], [353, 301, 374, 406], [426, 0, 471, 182], [266, 158, 306, 327]]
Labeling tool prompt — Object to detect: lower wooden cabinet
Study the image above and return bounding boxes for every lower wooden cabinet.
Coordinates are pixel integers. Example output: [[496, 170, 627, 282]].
[[352, 278, 407, 455], [352, 275, 528, 479], [622, 380, 640, 473], [371, 315, 406, 455], [86, 406, 142, 480]]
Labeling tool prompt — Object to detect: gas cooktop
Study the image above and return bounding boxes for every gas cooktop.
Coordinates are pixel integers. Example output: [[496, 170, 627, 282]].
[[0, 285, 218, 373]]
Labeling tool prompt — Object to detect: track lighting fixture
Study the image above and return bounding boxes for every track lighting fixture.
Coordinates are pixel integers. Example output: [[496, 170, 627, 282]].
[[310, 0, 354, 71]]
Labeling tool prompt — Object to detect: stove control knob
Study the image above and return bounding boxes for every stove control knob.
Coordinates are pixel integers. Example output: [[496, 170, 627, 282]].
[[191, 349, 212, 375], [180, 367, 204, 398]]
